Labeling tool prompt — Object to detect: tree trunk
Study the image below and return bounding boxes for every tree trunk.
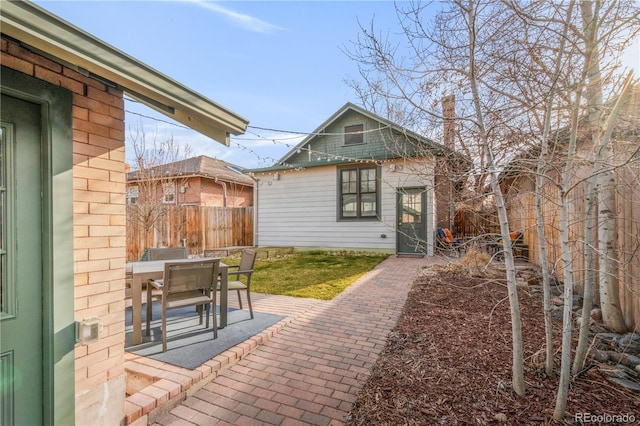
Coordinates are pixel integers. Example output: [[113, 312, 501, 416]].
[[573, 181, 596, 374], [597, 161, 627, 332], [580, 0, 627, 334], [553, 188, 575, 420], [535, 172, 555, 376]]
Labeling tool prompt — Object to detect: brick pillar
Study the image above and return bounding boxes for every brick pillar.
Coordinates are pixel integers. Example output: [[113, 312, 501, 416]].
[[442, 95, 455, 151]]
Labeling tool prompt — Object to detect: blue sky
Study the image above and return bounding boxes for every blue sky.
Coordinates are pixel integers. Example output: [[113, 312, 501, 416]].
[[35, 1, 640, 170], [35, 0, 404, 169]]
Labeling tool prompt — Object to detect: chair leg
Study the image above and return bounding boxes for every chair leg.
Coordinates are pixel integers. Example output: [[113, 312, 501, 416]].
[[205, 303, 210, 329], [197, 304, 203, 325], [212, 300, 218, 339], [162, 306, 167, 353], [146, 286, 152, 337], [236, 289, 243, 309], [246, 289, 253, 319]]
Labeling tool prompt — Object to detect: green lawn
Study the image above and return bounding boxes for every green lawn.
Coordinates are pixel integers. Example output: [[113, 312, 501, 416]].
[[223, 250, 389, 300]]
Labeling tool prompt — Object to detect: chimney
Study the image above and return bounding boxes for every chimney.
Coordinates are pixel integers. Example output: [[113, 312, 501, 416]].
[[442, 95, 455, 150]]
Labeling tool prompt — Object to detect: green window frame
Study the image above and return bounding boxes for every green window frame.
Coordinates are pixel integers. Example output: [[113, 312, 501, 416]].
[[338, 165, 380, 220], [344, 124, 364, 145]]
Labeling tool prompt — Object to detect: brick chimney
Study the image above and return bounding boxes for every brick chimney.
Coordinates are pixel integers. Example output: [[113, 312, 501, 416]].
[[442, 95, 455, 150]]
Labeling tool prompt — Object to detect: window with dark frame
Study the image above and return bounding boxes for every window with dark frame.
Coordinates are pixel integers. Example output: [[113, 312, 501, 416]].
[[339, 165, 379, 219], [344, 124, 364, 145], [162, 182, 175, 204]]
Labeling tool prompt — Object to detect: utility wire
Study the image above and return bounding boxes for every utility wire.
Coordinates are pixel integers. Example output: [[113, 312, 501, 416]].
[[124, 97, 388, 140], [123, 98, 397, 169]]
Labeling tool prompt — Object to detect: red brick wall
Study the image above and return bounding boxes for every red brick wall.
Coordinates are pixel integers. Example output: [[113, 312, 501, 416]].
[[1, 37, 126, 394], [130, 176, 254, 207], [198, 177, 253, 207]]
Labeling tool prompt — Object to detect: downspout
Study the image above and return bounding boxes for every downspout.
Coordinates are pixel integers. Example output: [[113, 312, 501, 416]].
[[213, 177, 227, 207], [248, 173, 258, 247]]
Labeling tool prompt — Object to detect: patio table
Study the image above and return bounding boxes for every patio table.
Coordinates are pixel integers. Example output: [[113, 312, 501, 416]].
[[126, 258, 228, 346]]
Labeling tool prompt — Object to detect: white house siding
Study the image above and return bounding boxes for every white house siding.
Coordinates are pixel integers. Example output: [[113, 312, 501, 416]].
[[253, 158, 436, 254]]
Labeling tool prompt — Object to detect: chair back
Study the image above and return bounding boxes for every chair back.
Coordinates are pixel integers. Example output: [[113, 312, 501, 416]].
[[442, 228, 455, 243], [238, 249, 257, 272], [164, 259, 220, 295], [511, 232, 524, 244], [148, 246, 188, 261]]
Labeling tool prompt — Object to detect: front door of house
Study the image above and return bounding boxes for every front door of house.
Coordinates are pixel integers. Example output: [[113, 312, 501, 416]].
[[397, 187, 427, 254], [0, 94, 44, 425]]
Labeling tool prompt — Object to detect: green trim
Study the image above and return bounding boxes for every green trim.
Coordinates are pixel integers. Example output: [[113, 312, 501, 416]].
[[246, 155, 412, 174], [0, 352, 15, 425], [0, 122, 16, 320], [1, 66, 75, 425], [336, 164, 381, 221]]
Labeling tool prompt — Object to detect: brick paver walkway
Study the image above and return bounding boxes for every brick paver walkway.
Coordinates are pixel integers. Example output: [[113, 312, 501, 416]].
[[152, 255, 441, 426]]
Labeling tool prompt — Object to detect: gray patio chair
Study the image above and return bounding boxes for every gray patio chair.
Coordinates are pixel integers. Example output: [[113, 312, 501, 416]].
[[125, 247, 187, 300], [219, 249, 256, 319], [147, 246, 188, 261], [146, 259, 220, 352]]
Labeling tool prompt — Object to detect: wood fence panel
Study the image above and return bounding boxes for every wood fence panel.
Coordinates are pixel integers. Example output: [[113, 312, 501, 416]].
[[126, 205, 253, 261], [505, 154, 640, 330]]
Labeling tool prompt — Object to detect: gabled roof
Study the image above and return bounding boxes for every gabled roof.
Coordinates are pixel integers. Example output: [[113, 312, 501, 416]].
[[246, 102, 453, 173], [127, 155, 254, 186], [0, 1, 248, 145]]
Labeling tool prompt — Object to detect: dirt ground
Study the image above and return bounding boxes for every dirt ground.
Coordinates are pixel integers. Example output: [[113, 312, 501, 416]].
[[346, 259, 640, 425]]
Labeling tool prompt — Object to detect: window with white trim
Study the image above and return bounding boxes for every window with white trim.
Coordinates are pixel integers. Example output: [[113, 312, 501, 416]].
[[126, 185, 139, 205], [162, 183, 175, 204]]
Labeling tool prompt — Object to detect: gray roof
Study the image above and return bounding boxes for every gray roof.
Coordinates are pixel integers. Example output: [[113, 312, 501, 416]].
[[127, 155, 254, 186]]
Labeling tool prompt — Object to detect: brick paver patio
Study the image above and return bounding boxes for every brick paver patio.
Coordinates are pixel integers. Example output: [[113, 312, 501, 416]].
[[143, 255, 441, 425]]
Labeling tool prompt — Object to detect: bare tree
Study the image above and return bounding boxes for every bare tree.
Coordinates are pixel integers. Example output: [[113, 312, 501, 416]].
[[126, 122, 192, 259], [346, 0, 528, 395], [346, 0, 639, 413]]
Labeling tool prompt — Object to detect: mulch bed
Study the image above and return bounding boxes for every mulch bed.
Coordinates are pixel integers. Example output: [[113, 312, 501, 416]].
[[346, 265, 640, 425]]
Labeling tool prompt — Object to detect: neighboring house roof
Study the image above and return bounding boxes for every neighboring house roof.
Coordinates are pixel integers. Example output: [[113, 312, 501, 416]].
[[0, 1, 248, 145], [499, 83, 640, 184], [246, 102, 458, 173], [127, 155, 254, 186]]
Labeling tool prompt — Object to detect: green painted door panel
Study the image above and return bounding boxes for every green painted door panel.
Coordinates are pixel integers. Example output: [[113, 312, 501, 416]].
[[397, 187, 427, 254], [0, 94, 44, 425]]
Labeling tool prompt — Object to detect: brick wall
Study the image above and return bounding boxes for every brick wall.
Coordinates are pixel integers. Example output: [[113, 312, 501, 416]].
[[128, 176, 253, 207], [2, 36, 126, 408], [199, 177, 253, 207]]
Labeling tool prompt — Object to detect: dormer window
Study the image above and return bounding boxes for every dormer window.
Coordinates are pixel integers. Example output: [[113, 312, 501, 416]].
[[344, 124, 364, 145]]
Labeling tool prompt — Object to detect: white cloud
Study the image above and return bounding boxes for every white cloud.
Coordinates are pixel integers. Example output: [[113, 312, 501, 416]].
[[187, 0, 283, 34]]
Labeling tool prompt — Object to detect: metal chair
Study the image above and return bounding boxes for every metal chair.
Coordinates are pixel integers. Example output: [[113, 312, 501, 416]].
[[436, 227, 461, 256], [146, 259, 220, 352], [147, 246, 188, 261], [220, 249, 256, 319]]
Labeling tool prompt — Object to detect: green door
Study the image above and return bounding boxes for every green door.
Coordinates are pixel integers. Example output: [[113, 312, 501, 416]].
[[0, 94, 44, 425], [397, 187, 428, 254]]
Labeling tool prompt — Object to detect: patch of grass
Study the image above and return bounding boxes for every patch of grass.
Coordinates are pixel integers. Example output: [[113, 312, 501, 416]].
[[223, 250, 389, 300]]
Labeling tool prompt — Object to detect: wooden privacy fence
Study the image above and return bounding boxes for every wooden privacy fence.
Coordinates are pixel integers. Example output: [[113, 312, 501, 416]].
[[503, 148, 640, 331], [453, 204, 500, 237], [126, 205, 253, 261]]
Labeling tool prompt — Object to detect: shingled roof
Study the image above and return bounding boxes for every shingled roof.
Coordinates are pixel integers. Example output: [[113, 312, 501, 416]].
[[127, 155, 254, 186]]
